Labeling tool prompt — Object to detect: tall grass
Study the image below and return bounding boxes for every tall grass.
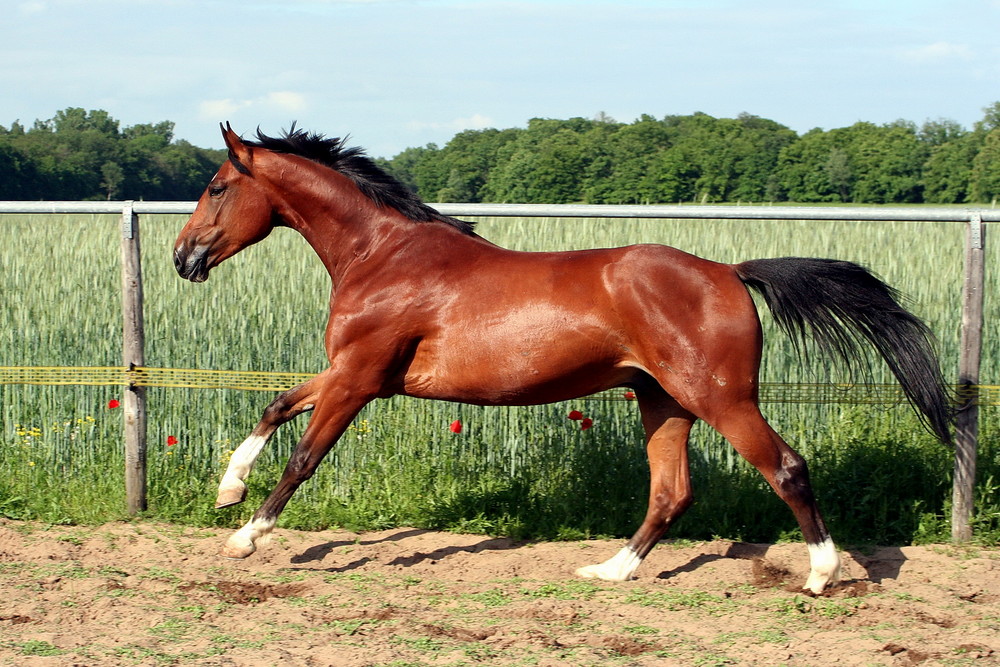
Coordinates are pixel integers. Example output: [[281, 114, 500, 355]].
[[0, 212, 997, 545]]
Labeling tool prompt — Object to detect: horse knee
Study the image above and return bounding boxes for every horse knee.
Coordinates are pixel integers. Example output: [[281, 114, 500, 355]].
[[262, 397, 297, 425], [261, 400, 287, 425], [262, 388, 315, 425]]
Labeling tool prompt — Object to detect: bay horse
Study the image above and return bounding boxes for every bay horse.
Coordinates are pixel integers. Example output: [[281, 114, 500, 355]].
[[174, 123, 953, 594]]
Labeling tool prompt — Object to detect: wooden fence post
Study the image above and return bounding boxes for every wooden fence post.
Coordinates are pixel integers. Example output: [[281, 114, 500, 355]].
[[120, 201, 147, 514], [952, 213, 984, 542]]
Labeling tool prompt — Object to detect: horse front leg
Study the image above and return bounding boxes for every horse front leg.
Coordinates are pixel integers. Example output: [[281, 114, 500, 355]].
[[220, 382, 369, 559], [216, 372, 328, 508], [577, 391, 695, 581]]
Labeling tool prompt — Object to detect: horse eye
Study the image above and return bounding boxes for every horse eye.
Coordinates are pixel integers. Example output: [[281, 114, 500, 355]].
[[209, 184, 226, 198]]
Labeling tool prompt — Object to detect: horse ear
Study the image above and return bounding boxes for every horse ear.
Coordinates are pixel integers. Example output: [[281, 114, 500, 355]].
[[220, 121, 252, 175]]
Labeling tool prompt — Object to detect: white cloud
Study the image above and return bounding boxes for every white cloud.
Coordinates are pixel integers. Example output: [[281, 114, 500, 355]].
[[198, 91, 307, 120], [406, 113, 495, 132], [897, 41, 973, 64], [18, 1, 47, 14], [264, 91, 307, 112], [199, 99, 247, 119]]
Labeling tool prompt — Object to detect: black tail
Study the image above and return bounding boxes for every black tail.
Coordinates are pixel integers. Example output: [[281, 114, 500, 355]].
[[735, 257, 954, 445]]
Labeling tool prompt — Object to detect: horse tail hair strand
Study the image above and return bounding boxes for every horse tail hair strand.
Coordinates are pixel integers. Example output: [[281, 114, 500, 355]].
[[734, 257, 954, 445]]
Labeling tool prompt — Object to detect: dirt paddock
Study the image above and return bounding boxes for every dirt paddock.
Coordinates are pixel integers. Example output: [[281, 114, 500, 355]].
[[0, 519, 996, 665]]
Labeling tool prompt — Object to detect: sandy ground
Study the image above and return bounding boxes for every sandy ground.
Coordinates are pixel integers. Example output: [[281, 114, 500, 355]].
[[0, 519, 997, 666]]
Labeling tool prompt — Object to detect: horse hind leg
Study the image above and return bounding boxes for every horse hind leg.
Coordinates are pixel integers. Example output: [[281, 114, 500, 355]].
[[216, 375, 323, 508], [577, 391, 695, 581], [712, 405, 841, 594]]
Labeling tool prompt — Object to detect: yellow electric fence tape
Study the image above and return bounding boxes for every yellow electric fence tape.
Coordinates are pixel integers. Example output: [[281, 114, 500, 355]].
[[0, 366, 996, 405], [0, 366, 314, 393]]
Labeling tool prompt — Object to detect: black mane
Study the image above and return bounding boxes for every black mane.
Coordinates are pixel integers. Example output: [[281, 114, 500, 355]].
[[244, 126, 476, 235]]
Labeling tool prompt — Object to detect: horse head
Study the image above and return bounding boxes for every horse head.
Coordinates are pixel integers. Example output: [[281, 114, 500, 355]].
[[173, 123, 277, 282]]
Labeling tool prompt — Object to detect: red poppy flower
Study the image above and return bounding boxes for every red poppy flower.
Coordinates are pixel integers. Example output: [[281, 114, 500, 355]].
[[580, 418, 594, 430], [623, 391, 636, 401], [166, 435, 178, 446], [449, 420, 462, 434], [107, 399, 120, 409], [567, 410, 584, 421]]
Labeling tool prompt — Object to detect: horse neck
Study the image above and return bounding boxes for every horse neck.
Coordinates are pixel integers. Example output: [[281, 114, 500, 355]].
[[263, 156, 399, 284]]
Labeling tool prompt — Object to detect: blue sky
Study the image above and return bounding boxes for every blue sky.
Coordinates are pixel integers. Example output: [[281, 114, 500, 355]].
[[4, 0, 1000, 157]]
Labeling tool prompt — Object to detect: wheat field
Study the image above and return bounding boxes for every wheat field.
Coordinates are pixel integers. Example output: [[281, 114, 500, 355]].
[[0, 212, 996, 544]]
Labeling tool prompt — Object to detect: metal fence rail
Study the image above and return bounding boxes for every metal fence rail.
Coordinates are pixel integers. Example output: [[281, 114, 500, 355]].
[[4, 200, 1000, 221]]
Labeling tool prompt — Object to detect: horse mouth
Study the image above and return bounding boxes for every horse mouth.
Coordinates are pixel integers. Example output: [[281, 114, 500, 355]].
[[174, 246, 212, 283]]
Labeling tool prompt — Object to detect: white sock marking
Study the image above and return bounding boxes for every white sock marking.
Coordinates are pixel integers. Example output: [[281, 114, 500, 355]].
[[219, 433, 269, 494], [804, 538, 841, 594], [222, 516, 276, 558], [576, 546, 643, 581]]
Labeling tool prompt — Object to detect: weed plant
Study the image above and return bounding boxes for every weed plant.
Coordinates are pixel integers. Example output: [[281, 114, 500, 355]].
[[0, 212, 997, 545]]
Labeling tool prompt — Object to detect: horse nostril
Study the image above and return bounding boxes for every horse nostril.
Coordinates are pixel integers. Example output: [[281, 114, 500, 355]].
[[173, 248, 185, 275]]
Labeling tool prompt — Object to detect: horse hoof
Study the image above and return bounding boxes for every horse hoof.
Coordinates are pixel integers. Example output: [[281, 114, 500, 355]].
[[215, 484, 248, 509], [803, 573, 834, 595], [575, 564, 628, 582], [219, 540, 256, 560], [215, 492, 246, 509], [575, 547, 641, 582]]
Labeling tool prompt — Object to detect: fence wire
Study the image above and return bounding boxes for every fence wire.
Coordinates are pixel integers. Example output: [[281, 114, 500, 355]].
[[1, 366, 996, 406]]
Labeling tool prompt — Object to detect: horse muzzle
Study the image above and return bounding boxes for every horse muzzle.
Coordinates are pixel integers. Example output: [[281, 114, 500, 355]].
[[174, 244, 212, 283]]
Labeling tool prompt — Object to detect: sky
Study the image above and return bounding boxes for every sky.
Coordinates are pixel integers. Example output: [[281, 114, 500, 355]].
[[4, 0, 1000, 158]]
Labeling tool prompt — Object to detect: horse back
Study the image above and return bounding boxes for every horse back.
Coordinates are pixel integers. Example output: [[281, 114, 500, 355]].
[[380, 240, 761, 406]]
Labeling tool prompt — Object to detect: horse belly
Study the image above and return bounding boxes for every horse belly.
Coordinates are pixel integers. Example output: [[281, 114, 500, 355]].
[[401, 312, 631, 406]]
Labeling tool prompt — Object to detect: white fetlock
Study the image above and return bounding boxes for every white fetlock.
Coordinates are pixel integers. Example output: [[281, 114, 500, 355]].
[[576, 546, 643, 581], [803, 539, 841, 594], [219, 517, 274, 560], [216, 434, 269, 507]]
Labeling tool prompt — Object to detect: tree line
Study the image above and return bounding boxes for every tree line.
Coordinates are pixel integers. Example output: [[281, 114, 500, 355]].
[[0, 108, 225, 201], [4, 105, 1000, 204], [381, 103, 1000, 205]]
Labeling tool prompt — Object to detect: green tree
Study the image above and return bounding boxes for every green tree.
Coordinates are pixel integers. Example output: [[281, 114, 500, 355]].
[[580, 114, 662, 203], [379, 144, 438, 195], [645, 145, 699, 203], [100, 161, 124, 200], [922, 133, 979, 203], [847, 121, 926, 203], [970, 128, 1000, 203], [919, 118, 966, 146], [774, 121, 926, 203], [773, 128, 843, 202], [156, 140, 227, 199], [432, 128, 519, 202], [729, 113, 797, 201], [824, 148, 852, 202], [483, 118, 600, 202], [0, 140, 38, 198], [976, 101, 1000, 132]]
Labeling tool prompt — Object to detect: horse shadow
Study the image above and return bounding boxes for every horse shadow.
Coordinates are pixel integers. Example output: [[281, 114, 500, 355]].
[[845, 546, 907, 584], [653, 542, 908, 588], [653, 542, 772, 581], [287, 527, 522, 573]]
